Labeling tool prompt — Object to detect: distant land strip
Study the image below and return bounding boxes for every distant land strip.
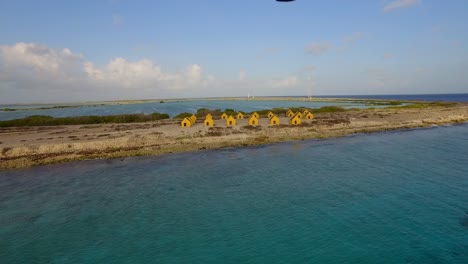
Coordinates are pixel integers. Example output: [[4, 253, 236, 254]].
[[1, 101, 467, 170]]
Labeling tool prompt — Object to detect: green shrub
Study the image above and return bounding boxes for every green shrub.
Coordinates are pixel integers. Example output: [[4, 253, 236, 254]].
[[196, 108, 223, 118], [0, 112, 170, 127], [310, 106, 346, 113], [174, 112, 193, 119], [224, 108, 237, 115], [1, 108, 18, 112]]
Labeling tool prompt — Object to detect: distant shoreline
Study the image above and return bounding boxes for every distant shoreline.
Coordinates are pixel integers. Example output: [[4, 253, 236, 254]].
[[2, 94, 467, 107], [1, 102, 467, 170]]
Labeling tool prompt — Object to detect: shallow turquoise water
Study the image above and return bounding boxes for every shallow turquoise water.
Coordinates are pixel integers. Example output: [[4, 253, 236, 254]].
[[0, 99, 373, 121], [1, 125, 467, 263]]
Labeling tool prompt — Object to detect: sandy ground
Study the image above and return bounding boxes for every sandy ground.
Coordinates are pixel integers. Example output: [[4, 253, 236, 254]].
[[1, 104, 468, 170]]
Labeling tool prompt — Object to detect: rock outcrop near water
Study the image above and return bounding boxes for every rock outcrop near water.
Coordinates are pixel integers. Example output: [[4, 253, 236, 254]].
[[1, 103, 468, 170]]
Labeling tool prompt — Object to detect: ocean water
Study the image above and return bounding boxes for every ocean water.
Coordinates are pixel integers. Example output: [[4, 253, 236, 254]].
[[0, 99, 366, 121], [317, 93, 468, 102], [1, 93, 466, 121], [1, 125, 467, 263]]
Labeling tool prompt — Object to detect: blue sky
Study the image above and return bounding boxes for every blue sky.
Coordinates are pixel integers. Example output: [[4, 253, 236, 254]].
[[0, 0, 467, 103]]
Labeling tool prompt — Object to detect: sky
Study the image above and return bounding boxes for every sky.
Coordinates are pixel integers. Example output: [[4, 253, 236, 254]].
[[0, 0, 467, 103]]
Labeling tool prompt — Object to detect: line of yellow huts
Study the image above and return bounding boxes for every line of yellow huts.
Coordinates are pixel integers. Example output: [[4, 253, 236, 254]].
[[181, 109, 314, 128]]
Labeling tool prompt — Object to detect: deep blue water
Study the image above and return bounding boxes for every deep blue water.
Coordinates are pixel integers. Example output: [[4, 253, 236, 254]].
[[1, 125, 468, 263], [315, 93, 468, 102]]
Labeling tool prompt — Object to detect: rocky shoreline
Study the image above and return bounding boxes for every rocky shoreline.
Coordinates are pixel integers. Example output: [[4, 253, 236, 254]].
[[1, 104, 467, 170]]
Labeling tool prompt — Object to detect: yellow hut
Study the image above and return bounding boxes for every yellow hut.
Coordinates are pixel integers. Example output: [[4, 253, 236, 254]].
[[248, 116, 259, 126], [305, 112, 314, 120], [221, 113, 228, 120], [269, 115, 280, 125], [226, 115, 237, 126], [181, 117, 193, 127], [295, 112, 303, 119], [236, 112, 244, 119], [289, 113, 302, 125], [205, 113, 213, 120], [204, 118, 214, 127], [303, 109, 310, 115], [190, 114, 197, 121], [250, 112, 259, 119], [267, 111, 275, 118], [286, 110, 294, 118]]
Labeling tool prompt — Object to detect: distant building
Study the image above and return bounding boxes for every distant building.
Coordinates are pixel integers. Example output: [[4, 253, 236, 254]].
[[181, 117, 193, 127], [305, 112, 314, 120], [250, 112, 259, 119], [226, 115, 237, 126], [205, 113, 213, 120], [303, 109, 310, 115], [289, 113, 302, 125], [248, 116, 259, 126], [204, 118, 214, 127], [267, 111, 275, 118], [221, 113, 228, 120], [269, 115, 280, 125], [286, 110, 294, 118], [236, 112, 244, 119], [295, 112, 303, 119]]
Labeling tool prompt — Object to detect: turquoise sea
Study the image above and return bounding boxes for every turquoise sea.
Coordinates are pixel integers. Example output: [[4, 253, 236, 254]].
[[1, 124, 467, 263], [0, 99, 375, 121], [1, 93, 467, 121]]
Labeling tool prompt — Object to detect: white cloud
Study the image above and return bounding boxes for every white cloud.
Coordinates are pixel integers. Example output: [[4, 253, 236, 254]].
[[0, 42, 82, 77], [0, 43, 215, 102], [305, 42, 331, 55], [384, 0, 421, 12], [268, 76, 299, 88]]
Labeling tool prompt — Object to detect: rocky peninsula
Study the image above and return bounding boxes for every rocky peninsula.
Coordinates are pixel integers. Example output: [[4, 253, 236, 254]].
[[1, 102, 467, 170]]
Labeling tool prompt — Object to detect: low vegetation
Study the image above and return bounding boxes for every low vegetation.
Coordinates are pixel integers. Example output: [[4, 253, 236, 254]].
[[311, 106, 347, 113], [193, 106, 348, 118], [174, 112, 194, 119], [386, 101, 457, 109], [0, 113, 169, 127]]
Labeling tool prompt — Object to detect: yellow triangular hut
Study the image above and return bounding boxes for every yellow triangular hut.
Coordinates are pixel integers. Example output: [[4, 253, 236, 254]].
[[226, 115, 237, 126], [289, 113, 302, 125], [236, 112, 244, 119], [221, 113, 228, 120], [286, 110, 294, 118], [204, 118, 214, 127], [295, 112, 303, 119], [181, 117, 193, 127], [269, 115, 280, 125], [205, 113, 213, 120], [267, 111, 275, 118], [190, 114, 197, 121], [303, 109, 310, 115], [250, 112, 259, 119], [248, 116, 259, 126], [305, 112, 314, 120]]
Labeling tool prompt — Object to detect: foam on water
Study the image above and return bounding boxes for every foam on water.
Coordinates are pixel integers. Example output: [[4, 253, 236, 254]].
[[1, 125, 467, 263]]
